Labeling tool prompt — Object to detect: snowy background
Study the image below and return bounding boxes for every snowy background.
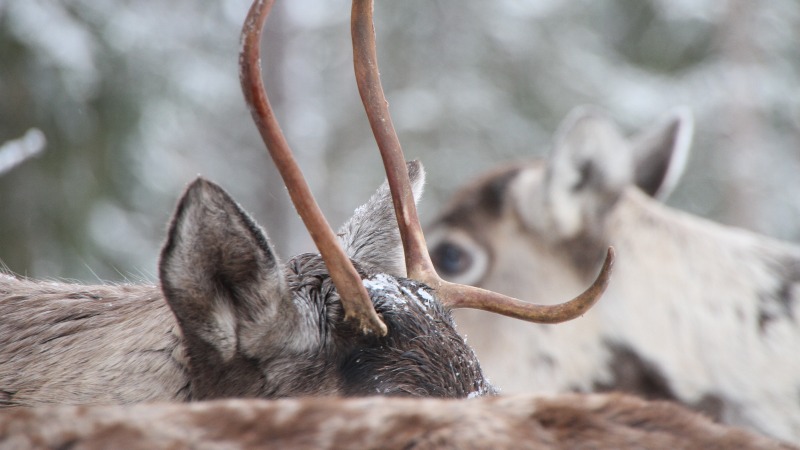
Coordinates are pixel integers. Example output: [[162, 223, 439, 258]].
[[1, 0, 798, 281]]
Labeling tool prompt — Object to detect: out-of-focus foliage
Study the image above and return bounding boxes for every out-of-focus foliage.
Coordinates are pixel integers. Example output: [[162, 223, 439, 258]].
[[0, 0, 798, 281]]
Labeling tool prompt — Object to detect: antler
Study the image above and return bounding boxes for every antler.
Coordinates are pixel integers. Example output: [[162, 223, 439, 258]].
[[351, 0, 615, 323], [240, 0, 386, 336]]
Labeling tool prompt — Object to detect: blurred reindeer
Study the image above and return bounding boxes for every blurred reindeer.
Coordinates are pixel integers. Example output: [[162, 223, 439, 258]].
[[427, 105, 800, 442]]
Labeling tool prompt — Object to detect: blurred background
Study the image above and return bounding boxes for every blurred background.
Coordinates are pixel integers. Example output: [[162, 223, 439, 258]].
[[1, 0, 798, 282]]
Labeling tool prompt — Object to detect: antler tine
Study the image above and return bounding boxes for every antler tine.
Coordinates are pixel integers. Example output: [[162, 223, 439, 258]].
[[351, 0, 615, 324], [351, 0, 439, 287], [240, 0, 386, 336], [439, 248, 615, 323]]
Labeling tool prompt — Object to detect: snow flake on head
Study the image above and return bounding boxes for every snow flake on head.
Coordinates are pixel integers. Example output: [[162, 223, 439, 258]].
[[362, 273, 402, 298], [362, 274, 438, 319], [417, 287, 433, 303], [356, 273, 495, 399]]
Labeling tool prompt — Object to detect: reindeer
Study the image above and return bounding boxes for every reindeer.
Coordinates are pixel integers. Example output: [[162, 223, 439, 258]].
[[1, 1, 797, 448], [426, 105, 800, 442], [0, 0, 613, 408], [1, 392, 796, 450]]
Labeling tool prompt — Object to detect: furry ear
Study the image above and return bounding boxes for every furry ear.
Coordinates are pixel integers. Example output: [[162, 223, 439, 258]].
[[630, 107, 693, 201], [337, 160, 425, 278], [515, 106, 633, 240], [159, 178, 302, 365], [515, 106, 694, 241]]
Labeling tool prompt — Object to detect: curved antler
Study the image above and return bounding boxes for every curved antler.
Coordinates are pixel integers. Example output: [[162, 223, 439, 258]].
[[351, 0, 614, 323], [351, 0, 438, 285], [240, 0, 387, 336]]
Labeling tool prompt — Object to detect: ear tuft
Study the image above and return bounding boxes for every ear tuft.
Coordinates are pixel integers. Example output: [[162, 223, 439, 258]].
[[337, 161, 425, 277]]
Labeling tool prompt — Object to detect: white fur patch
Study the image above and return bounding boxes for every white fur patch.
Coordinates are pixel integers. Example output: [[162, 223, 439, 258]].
[[202, 296, 238, 361]]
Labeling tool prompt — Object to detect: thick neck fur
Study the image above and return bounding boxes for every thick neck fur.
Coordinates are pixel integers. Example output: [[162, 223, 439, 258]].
[[0, 276, 188, 406], [608, 188, 800, 340], [599, 189, 800, 437]]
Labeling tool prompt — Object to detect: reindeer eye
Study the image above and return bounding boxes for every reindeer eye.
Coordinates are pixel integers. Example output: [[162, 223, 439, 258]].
[[431, 241, 472, 277], [427, 228, 488, 285]]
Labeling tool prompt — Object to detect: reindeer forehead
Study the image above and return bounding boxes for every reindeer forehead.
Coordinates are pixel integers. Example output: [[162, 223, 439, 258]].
[[440, 165, 524, 227], [362, 274, 438, 316], [284, 254, 447, 323]]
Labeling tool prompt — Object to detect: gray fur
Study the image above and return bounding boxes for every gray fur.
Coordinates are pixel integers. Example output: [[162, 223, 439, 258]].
[[337, 160, 425, 278], [1, 172, 492, 407]]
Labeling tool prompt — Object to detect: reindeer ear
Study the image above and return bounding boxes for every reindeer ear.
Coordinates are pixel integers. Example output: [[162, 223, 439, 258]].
[[159, 178, 301, 364], [515, 106, 634, 240], [630, 107, 693, 201], [337, 160, 425, 277]]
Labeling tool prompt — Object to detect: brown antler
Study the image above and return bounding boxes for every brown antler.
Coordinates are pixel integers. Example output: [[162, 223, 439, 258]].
[[240, 0, 386, 336], [351, 0, 614, 323]]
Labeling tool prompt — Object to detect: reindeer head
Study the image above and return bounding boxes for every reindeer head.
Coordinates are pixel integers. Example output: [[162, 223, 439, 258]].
[[159, 166, 494, 399], [153, 0, 612, 400], [427, 106, 691, 302]]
